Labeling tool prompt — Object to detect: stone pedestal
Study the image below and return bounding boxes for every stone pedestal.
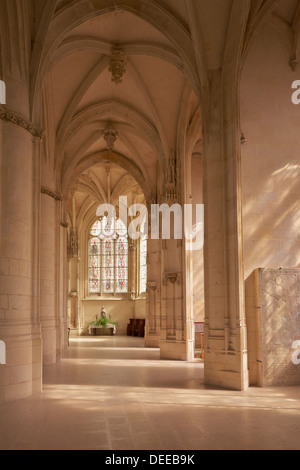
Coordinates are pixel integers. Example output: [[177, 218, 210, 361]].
[[246, 268, 300, 387]]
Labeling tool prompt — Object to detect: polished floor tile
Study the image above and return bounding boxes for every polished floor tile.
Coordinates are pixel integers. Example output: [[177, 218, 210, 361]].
[[0, 336, 300, 450]]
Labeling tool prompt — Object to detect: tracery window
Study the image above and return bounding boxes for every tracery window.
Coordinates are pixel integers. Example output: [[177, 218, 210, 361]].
[[88, 217, 128, 295], [140, 225, 147, 294]]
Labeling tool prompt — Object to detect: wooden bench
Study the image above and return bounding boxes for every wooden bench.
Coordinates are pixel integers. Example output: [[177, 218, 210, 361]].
[[127, 319, 145, 337]]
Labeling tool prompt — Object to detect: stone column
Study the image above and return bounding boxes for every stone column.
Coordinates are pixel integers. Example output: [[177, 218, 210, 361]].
[[67, 194, 80, 331], [40, 187, 63, 364], [128, 239, 137, 300], [0, 108, 43, 402], [160, 240, 190, 361], [202, 2, 250, 390], [59, 221, 68, 350], [0, 0, 46, 403], [144, 230, 161, 348], [157, 148, 193, 360]]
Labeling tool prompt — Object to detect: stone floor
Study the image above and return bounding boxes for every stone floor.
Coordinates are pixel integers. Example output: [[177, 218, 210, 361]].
[[1, 336, 300, 450]]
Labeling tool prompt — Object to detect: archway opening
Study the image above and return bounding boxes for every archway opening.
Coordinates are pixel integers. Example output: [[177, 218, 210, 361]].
[[38, 4, 204, 370], [66, 160, 148, 339]]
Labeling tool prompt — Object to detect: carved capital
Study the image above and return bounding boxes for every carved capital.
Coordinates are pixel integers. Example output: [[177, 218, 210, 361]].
[[0, 105, 44, 140], [41, 186, 62, 201]]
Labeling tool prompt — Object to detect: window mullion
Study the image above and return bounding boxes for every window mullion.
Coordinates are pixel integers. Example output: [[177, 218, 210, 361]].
[[100, 239, 103, 296], [114, 239, 116, 293]]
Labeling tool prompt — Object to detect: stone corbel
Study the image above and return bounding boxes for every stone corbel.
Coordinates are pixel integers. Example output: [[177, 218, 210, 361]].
[[163, 272, 182, 286], [147, 281, 158, 292]]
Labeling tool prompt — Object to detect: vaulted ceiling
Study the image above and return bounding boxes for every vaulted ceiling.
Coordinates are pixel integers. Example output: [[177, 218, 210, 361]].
[[38, 2, 202, 226], [26, 0, 300, 227]]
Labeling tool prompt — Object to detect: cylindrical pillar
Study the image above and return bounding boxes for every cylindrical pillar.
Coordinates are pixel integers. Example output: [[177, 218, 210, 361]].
[[0, 114, 42, 402]]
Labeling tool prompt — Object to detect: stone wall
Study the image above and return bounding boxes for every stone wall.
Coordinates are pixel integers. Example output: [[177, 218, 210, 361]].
[[82, 298, 146, 336], [241, 18, 300, 281], [246, 268, 300, 387]]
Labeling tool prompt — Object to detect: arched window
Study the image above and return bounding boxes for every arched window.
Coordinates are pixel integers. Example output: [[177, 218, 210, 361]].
[[140, 222, 147, 294], [88, 217, 128, 295]]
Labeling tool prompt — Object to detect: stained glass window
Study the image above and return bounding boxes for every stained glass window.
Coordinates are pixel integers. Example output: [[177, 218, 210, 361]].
[[89, 237, 101, 293], [102, 238, 114, 293], [90, 220, 101, 237], [116, 235, 128, 293], [88, 217, 128, 295], [140, 228, 147, 294]]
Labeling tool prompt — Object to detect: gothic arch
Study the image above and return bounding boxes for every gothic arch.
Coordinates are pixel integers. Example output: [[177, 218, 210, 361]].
[[62, 149, 151, 202]]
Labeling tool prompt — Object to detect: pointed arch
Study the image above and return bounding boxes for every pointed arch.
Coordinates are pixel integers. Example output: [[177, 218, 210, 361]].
[[62, 149, 152, 201]]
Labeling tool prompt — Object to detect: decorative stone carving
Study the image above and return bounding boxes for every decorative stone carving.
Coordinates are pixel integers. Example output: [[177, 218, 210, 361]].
[[165, 272, 178, 284], [41, 186, 62, 201], [163, 272, 182, 286], [0, 105, 44, 140], [109, 48, 126, 84], [163, 150, 178, 203], [103, 125, 118, 150], [147, 281, 158, 291], [67, 229, 79, 258]]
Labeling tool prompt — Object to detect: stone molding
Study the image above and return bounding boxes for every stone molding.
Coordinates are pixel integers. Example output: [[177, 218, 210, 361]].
[[0, 105, 44, 139], [41, 186, 62, 201]]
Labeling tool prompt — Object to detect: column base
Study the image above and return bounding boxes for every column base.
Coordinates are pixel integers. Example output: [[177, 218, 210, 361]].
[[0, 325, 42, 403], [41, 325, 66, 364], [160, 339, 194, 361], [145, 332, 160, 348], [204, 349, 249, 391]]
